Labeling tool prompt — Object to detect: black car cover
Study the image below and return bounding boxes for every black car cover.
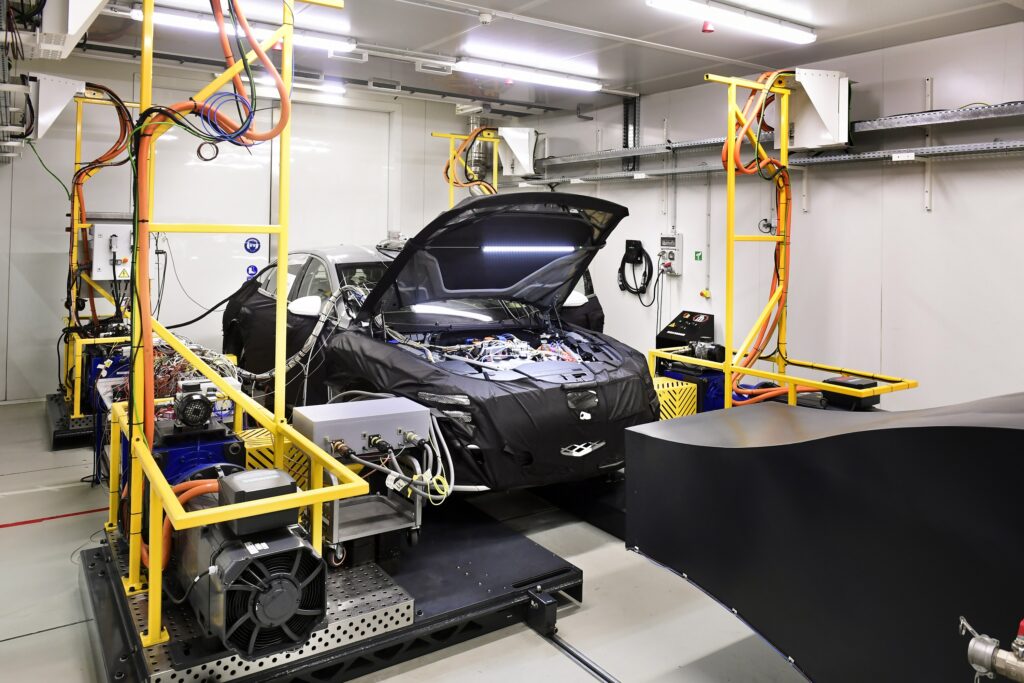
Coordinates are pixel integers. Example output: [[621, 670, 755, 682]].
[[325, 327, 659, 490]]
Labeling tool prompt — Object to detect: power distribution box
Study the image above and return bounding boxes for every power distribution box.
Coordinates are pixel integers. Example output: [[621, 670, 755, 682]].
[[292, 397, 433, 454], [90, 222, 133, 281], [658, 233, 682, 276]]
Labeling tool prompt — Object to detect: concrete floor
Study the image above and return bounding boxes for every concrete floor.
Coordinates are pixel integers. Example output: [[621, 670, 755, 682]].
[[0, 400, 807, 682]]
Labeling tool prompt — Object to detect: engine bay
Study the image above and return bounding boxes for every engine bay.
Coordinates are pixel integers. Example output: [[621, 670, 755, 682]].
[[388, 327, 624, 381]]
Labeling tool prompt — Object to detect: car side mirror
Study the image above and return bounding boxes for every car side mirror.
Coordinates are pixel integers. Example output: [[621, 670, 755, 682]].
[[288, 295, 322, 318], [563, 290, 589, 308]]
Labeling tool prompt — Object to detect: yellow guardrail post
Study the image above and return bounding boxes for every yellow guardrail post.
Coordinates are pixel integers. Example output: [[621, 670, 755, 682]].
[[777, 83, 791, 392], [106, 413, 121, 532], [724, 87, 737, 409], [310, 459, 324, 552], [274, 0, 295, 470], [124, 429, 146, 595], [141, 476, 169, 646]]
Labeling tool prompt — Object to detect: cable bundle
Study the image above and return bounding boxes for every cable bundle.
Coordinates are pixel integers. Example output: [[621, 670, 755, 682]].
[[719, 69, 815, 406], [442, 126, 498, 195]]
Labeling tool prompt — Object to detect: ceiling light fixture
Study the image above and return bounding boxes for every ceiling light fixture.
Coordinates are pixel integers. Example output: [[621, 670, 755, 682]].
[[255, 76, 347, 95], [452, 59, 603, 92], [127, 5, 356, 53], [645, 0, 817, 44]]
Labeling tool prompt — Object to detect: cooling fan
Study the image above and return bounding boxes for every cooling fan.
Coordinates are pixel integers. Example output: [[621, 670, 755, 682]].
[[222, 545, 326, 657]]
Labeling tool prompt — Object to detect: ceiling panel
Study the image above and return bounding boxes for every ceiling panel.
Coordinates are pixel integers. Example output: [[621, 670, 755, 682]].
[[83, 0, 1024, 112]]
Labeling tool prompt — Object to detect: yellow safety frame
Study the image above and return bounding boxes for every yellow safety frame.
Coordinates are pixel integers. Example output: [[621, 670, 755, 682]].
[[109, 0, 366, 649], [432, 129, 501, 208], [649, 74, 917, 408], [62, 94, 141, 418]]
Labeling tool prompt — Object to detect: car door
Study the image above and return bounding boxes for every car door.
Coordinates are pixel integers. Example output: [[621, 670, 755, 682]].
[[227, 254, 309, 371], [284, 255, 335, 406]]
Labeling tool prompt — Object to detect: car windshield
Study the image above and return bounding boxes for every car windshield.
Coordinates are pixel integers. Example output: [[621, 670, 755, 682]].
[[337, 262, 387, 290]]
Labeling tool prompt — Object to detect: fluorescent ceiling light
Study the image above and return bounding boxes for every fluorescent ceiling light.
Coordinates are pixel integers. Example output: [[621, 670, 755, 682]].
[[645, 0, 816, 44], [482, 245, 575, 254], [256, 76, 348, 94], [256, 76, 346, 95], [411, 304, 493, 322], [461, 43, 599, 79], [452, 59, 602, 92], [128, 6, 356, 53]]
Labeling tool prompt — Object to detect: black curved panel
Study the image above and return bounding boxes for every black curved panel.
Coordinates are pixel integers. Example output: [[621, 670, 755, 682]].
[[625, 395, 1024, 682]]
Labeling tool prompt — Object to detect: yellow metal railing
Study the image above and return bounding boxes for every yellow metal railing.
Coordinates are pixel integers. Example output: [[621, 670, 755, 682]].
[[649, 74, 917, 409], [107, 0, 363, 649], [432, 129, 502, 208]]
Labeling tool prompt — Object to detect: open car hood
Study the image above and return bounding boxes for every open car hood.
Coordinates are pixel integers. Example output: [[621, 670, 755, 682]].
[[355, 192, 628, 321]]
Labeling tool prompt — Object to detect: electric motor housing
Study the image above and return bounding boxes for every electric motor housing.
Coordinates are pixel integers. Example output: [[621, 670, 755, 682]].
[[173, 471, 326, 660]]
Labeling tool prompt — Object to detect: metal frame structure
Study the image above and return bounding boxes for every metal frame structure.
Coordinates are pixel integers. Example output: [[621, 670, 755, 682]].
[[106, 0, 366, 650], [58, 96, 138, 423], [649, 73, 917, 409], [432, 129, 501, 207]]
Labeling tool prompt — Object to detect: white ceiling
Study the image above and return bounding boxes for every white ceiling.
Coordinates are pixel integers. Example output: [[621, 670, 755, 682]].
[[87, 0, 1024, 113]]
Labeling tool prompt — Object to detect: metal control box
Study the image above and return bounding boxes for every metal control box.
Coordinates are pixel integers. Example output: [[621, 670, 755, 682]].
[[292, 397, 432, 454], [90, 222, 134, 281], [658, 232, 682, 276]]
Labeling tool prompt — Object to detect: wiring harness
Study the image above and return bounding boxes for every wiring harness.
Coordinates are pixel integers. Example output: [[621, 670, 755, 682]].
[[720, 69, 817, 406], [441, 126, 497, 196], [329, 398, 455, 506]]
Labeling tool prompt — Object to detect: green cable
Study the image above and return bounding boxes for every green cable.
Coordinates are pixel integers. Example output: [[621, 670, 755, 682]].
[[26, 140, 71, 200]]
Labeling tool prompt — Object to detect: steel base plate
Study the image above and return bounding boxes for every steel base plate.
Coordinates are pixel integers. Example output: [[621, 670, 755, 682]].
[[46, 392, 94, 449], [97, 535, 414, 682], [82, 500, 583, 683]]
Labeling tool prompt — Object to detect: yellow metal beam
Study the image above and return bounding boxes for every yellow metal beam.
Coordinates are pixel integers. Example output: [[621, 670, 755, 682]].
[[79, 273, 118, 307], [704, 73, 791, 95], [150, 320, 276, 431], [150, 223, 282, 234], [783, 358, 919, 387], [128, 436, 367, 531], [734, 235, 783, 242], [648, 350, 917, 398], [140, 481, 169, 647], [274, 2, 295, 467], [724, 82, 736, 408], [75, 96, 140, 109]]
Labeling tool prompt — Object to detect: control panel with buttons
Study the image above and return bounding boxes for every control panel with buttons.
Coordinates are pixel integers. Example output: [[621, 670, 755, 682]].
[[659, 232, 682, 276]]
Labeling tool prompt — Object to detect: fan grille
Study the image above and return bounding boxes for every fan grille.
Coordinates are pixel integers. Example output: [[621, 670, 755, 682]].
[[174, 393, 213, 427], [223, 548, 326, 658]]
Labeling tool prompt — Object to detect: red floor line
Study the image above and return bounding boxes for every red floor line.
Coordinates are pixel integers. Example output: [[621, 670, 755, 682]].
[[0, 506, 107, 529]]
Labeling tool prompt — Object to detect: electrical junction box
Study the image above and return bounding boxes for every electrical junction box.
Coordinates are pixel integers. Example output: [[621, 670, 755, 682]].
[[773, 69, 850, 151], [658, 233, 682, 276], [218, 470, 298, 536], [90, 222, 133, 281], [292, 397, 433, 454]]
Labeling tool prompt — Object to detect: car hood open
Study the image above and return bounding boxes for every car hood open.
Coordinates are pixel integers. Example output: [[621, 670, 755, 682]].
[[354, 192, 628, 321]]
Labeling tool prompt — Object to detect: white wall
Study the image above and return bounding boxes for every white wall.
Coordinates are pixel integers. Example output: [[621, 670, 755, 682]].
[[0, 55, 460, 401], [527, 23, 1024, 410]]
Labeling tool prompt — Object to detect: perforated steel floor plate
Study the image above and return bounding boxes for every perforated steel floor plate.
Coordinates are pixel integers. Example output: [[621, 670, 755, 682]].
[[111, 539, 414, 682]]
